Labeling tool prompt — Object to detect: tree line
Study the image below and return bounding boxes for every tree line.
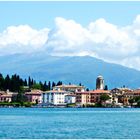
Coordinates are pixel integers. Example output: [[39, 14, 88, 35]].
[[0, 73, 63, 92]]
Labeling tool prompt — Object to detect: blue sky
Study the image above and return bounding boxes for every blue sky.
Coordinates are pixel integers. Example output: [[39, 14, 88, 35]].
[[0, 1, 140, 31]]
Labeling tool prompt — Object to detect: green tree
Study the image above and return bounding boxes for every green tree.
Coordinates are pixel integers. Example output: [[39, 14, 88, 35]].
[[31, 78, 34, 86], [86, 88, 89, 91], [48, 81, 51, 90], [42, 81, 47, 91], [0, 73, 4, 90], [100, 94, 110, 102], [12, 92, 28, 105], [4, 75, 11, 91], [137, 100, 140, 107], [128, 98, 135, 106], [104, 85, 108, 90], [24, 79, 28, 86], [52, 82, 56, 88], [28, 76, 31, 87], [32, 83, 41, 90], [56, 81, 62, 86], [134, 96, 140, 102]]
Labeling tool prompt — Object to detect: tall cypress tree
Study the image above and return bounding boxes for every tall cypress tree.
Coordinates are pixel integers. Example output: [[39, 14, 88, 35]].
[[42, 81, 47, 91], [52, 82, 56, 88], [31, 78, 34, 86], [28, 76, 31, 87], [56, 81, 62, 86], [48, 81, 51, 90], [4, 75, 11, 91], [0, 73, 4, 90], [24, 79, 27, 86]]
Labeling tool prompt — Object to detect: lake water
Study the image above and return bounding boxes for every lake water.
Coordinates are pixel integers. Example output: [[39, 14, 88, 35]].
[[0, 108, 140, 139]]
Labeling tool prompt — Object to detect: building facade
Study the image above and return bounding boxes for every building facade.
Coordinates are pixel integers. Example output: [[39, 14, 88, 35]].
[[76, 91, 90, 105], [0, 90, 17, 102], [53, 84, 85, 93], [76, 89, 110, 105], [42, 90, 68, 105], [65, 95, 76, 104], [25, 90, 43, 104]]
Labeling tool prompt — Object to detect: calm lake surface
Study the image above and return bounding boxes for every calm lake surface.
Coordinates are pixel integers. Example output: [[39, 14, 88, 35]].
[[0, 108, 140, 139]]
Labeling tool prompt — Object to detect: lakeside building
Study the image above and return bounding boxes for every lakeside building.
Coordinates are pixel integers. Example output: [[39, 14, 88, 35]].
[[110, 88, 133, 106], [76, 89, 110, 105], [0, 90, 18, 102], [76, 91, 90, 105], [42, 90, 69, 105], [25, 90, 43, 104], [133, 89, 140, 97], [65, 94, 76, 104], [119, 89, 140, 106], [53, 84, 85, 93]]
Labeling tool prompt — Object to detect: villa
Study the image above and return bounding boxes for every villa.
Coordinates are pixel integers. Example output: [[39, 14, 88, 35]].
[[0, 90, 18, 102], [53, 84, 85, 93], [25, 90, 43, 104]]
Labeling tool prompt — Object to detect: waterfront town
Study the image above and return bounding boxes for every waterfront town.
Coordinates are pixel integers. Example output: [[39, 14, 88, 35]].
[[0, 75, 140, 108]]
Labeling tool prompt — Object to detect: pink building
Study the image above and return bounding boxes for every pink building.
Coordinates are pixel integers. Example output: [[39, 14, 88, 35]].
[[0, 90, 18, 102], [25, 90, 43, 104]]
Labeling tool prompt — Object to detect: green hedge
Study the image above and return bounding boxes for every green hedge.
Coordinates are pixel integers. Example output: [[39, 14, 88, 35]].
[[0, 102, 33, 107]]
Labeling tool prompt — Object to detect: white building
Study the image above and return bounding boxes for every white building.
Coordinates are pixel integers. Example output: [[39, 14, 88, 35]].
[[42, 90, 68, 105], [53, 84, 85, 93], [65, 95, 76, 104]]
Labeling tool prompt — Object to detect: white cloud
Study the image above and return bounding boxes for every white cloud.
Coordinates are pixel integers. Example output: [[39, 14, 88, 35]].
[[1, 16, 140, 70], [45, 16, 140, 70], [0, 25, 49, 55]]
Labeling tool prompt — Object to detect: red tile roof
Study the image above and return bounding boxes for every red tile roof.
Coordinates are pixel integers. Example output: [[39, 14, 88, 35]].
[[76, 90, 110, 94], [54, 84, 84, 88], [45, 90, 67, 93], [25, 90, 43, 95], [133, 89, 140, 94], [76, 91, 89, 94], [89, 89, 110, 94]]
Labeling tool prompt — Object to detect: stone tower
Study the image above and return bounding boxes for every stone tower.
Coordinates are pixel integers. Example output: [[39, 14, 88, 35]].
[[96, 75, 104, 90]]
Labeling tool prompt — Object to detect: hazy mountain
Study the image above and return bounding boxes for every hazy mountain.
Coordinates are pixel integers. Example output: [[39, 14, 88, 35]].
[[0, 53, 140, 89]]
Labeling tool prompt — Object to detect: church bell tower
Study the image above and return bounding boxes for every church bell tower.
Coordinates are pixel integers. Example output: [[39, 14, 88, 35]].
[[96, 75, 104, 90]]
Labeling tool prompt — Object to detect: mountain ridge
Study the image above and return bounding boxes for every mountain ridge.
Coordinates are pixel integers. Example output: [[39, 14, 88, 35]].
[[0, 53, 140, 89]]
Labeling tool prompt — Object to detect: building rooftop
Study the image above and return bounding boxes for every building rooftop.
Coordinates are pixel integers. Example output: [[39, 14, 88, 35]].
[[44, 90, 67, 93], [1, 94, 13, 97], [118, 88, 132, 91], [0, 91, 6, 94], [54, 84, 84, 88], [133, 89, 140, 94], [0, 90, 18, 95], [90, 89, 110, 94], [97, 75, 104, 79], [25, 90, 43, 95], [76, 89, 110, 94]]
